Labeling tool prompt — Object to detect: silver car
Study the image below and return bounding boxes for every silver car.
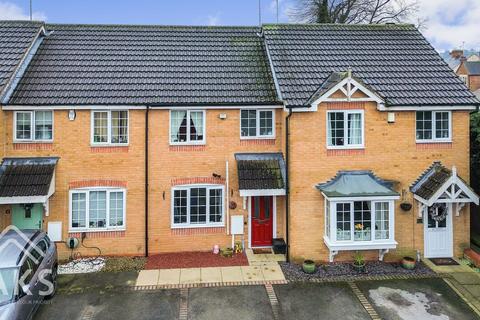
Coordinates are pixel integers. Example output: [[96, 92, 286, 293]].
[[0, 229, 58, 320]]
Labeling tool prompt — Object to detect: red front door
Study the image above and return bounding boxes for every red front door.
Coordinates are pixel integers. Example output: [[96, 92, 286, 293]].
[[251, 196, 273, 247]]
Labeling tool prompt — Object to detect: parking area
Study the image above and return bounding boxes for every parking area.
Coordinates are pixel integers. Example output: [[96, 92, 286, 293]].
[[34, 275, 480, 320], [357, 278, 478, 320]]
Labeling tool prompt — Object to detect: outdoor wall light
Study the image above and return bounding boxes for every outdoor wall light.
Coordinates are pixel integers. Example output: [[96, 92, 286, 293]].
[[68, 109, 76, 121]]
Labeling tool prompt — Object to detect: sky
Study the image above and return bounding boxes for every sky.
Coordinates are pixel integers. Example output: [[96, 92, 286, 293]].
[[0, 0, 479, 52]]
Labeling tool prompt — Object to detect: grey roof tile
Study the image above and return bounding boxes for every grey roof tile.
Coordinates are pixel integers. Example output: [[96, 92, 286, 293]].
[[263, 24, 479, 107], [9, 24, 279, 105], [0, 20, 43, 98], [0, 157, 58, 197], [235, 153, 286, 190]]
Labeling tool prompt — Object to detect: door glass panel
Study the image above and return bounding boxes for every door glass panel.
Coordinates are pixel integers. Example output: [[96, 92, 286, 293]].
[[265, 197, 270, 219], [254, 197, 260, 219]]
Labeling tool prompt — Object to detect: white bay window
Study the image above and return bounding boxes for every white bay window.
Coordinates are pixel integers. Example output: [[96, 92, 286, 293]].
[[172, 185, 224, 228], [69, 188, 126, 231]]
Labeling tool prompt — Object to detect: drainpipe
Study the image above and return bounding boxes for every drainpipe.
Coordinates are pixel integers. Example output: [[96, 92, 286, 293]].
[[285, 107, 293, 262], [145, 106, 150, 257]]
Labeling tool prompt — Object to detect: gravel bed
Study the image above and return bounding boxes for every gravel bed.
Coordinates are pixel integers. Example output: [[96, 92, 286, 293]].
[[58, 257, 105, 274], [280, 261, 436, 281]]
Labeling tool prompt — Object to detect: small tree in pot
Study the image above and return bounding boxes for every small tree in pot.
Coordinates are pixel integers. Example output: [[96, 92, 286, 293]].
[[302, 260, 316, 274]]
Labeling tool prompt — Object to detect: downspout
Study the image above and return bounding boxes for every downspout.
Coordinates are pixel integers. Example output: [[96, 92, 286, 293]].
[[285, 107, 293, 262], [145, 106, 149, 257]]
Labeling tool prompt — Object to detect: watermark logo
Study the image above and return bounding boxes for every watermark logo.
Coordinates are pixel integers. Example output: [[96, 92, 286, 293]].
[[0, 226, 55, 303]]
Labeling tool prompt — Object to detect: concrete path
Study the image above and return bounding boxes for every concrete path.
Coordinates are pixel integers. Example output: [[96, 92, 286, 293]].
[[136, 249, 286, 287], [421, 258, 480, 316]]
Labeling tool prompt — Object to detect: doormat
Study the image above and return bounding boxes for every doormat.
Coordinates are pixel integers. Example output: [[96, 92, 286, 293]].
[[252, 248, 272, 254], [429, 258, 459, 266]]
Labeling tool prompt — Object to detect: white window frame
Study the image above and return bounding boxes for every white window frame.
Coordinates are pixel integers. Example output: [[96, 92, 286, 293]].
[[169, 110, 206, 145], [90, 110, 129, 146], [326, 110, 364, 149], [459, 75, 468, 85], [171, 184, 225, 228], [68, 187, 127, 232], [14, 110, 54, 142], [324, 197, 396, 248], [240, 109, 275, 139], [415, 110, 452, 143]]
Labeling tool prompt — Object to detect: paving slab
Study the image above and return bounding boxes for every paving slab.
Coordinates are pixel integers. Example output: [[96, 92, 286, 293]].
[[464, 285, 480, 298], [451, 272, 480, 285], [188, 285, 274, 320], [220, 266, 243, 283], [274, 282, 369, 320], [135, 270, 159, 287], [261, 264, 285, 281], [200, 267, 222, 283], [241, 266, 263, 282], [180, 268, 201, 284], [357, 278, 478, 320], [158, 268, 181, 285]]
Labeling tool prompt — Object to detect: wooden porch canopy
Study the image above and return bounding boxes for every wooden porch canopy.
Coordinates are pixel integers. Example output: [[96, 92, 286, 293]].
[[410, 162, 479, 217]]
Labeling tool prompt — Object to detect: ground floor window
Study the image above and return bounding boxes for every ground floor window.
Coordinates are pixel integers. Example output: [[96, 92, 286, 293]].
[[325, 199, 394, 243], [172, 185, 224, 228], [70, 188, 126, 231]]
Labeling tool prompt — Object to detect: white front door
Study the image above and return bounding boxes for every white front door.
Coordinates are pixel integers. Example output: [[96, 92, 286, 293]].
[[424, 203, 453, 258]]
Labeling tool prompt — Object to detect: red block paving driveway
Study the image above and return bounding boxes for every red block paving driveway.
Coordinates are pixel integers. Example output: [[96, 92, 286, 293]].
[[145, 251, 249, 269]]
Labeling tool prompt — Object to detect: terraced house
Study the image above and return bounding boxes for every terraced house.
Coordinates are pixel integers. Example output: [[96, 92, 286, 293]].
[[0, 20, 478, 262]]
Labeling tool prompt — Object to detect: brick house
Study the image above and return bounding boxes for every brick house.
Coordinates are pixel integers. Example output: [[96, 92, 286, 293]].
[[0, 21, 479, 262], [456, 60, 480, 98]]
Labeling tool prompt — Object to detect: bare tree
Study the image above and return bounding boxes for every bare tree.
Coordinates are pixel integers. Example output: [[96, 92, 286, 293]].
[[291, 0, 420, 24]]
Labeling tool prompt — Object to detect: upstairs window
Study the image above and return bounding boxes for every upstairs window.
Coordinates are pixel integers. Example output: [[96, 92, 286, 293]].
[[416, 111, 451, 142], [327, 110, 364, 148], [14, 111, 53, 142], [70, 188, 126, 231], [172, 185, 224, 228], [240, 109, 275, 139], [92, 110, 129, 145], [170, 110, 205, 144]]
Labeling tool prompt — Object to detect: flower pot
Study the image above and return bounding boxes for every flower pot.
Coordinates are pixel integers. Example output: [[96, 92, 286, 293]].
[[221, 248, 233, 258], [401, 256, 416, 270], [400, 203, 412, 211], [352, 263, 366, 273], [302, 260, 316, 274]]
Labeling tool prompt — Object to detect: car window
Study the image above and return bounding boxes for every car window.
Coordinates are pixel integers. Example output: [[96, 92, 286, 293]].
[[19, 258, 34, 285], [37, 240, 47, 255], [44, 236, 51, 248]]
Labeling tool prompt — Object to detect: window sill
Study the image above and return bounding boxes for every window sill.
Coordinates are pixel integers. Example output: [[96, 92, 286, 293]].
[[13, 140, 53, 144], [169, 145, 206, 152], [69, 228, 125, 233], [240, 137, 275, 140], [13, 142, 53, 150], [171, 224, 225, 229], [90, 144, 129, 147], [68, 230, 126, 238], [416, 142, 453, 150], [324, 236, 397, 251], [91, 146, 129, 153], [326, 146, 364, 150], [415, 140, 452, 144]]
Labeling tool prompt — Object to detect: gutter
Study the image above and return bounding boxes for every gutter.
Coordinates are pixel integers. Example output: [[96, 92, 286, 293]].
[[145, 106, 150, 257]]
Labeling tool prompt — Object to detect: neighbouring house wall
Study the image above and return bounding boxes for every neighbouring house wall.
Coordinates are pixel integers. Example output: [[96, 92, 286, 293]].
[[3, 110, 146, 260], [287, 101, 471, 262], [147, 108, 285, 254], [470, 75, 480, 92]]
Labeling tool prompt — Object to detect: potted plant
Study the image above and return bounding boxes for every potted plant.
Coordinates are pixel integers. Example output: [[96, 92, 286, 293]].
[[352, 251, 366, 272], [400, 202, 412, 211], [401, 256, 416, 270], [220, 247, 233, 258], [302, 260, 316, 274]]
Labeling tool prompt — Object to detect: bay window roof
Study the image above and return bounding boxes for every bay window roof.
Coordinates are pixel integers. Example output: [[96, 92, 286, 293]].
[[316, 171, 399, 198]]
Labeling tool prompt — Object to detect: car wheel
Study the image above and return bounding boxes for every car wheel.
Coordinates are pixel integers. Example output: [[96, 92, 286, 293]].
[[45, 265, 58, 300]]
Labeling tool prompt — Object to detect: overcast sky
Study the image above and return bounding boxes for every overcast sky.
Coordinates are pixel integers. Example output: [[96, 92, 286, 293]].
[[0, 0, 479, 52]]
